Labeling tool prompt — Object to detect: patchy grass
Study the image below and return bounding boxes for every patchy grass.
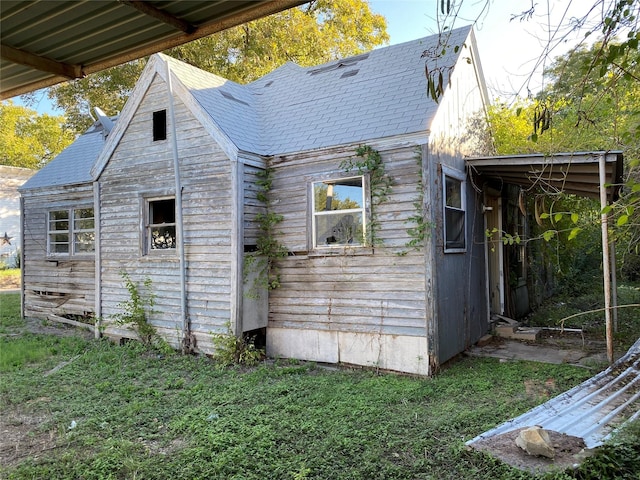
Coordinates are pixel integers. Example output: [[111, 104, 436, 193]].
[[0, 300, 638, 479], [0, 292, 23, 331], [527, 282, 640, 351]]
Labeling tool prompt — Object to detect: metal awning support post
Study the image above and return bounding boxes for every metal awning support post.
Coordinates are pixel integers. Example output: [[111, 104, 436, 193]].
[[598, 154, 614, 363], [610, 242, 618, 333]]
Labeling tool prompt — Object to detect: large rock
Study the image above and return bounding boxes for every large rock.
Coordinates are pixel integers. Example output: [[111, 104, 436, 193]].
[[515, 426, 555, 458]]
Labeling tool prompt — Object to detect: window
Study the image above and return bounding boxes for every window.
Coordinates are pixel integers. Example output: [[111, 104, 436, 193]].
[[146, 198, 176, 252], [48, 208, 94, 256], [153, 110, 166, 141], [443, 166, 466, 252], [312, 176, 366, 248]]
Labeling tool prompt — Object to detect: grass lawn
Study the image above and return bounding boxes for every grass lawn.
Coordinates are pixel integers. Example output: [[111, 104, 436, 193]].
[[1, 292, 638, 479]]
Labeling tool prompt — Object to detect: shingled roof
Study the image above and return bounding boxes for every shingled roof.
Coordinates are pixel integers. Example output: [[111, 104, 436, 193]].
[[172, 24, 473, 155], [21, 25, 476, 190], [20, 120, 110, 191]]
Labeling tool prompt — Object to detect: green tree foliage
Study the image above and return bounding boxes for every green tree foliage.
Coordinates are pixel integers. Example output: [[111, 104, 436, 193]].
[[488, 34, 640, 282], [40, 0, 388, 133], [0, 102, 74, 169]]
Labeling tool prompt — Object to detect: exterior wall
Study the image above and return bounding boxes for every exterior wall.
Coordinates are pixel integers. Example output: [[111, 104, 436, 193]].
[[266, 141, 431, 375], [1, 166, 34, 265], [427, 36, 491, 364], [98, 76, 234, 351], [21, 185, 96, 321]]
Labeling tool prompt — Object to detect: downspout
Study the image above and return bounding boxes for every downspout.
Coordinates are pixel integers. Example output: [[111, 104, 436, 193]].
[[598, 154, 613, 363], [93, 181, 102, 339], [166, 60, 190, 351]]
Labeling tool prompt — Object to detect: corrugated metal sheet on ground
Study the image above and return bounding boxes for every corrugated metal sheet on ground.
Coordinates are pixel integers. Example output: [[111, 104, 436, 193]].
[[467, 337, 640, 449]]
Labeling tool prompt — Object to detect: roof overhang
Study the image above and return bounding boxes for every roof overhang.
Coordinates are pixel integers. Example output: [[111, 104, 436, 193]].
[[467, 151, 624, 201], [1, 0, 307, 99]]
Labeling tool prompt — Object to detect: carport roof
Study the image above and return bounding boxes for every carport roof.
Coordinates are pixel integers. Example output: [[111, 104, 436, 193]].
[[467, 151, 624, 201], [0, 0, 306, 99]]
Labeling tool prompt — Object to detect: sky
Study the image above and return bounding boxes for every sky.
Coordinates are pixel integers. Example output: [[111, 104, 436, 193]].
[[369, 0, 600, 99], [13, 0, 600, 115]]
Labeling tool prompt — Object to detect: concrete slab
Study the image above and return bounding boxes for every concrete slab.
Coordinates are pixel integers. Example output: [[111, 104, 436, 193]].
[[466, 337, 610, 367]]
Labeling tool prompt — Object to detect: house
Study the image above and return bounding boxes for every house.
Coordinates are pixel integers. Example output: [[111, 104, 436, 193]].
[[19, 25, 623, 375], [0, 165, 34, 267]]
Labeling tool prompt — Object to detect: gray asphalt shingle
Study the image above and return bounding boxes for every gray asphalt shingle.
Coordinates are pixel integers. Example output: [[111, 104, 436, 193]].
[[24, 26, 471, 189]]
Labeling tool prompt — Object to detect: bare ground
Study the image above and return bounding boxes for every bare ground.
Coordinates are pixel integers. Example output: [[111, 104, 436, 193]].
[[470, 427, 593, 475]]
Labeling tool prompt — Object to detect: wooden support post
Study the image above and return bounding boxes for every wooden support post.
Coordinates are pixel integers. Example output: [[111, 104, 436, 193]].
[[598, 154, 614, 363]]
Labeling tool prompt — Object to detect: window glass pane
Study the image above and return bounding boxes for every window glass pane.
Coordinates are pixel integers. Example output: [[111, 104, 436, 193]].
[[151, 225, 176, 249], [51, 243, 69, 253], [445, 176, 462, 208], [74, 232, 95, 252], [445, 208, 465, 249], [50, 210, 69, 221], [315, 211, 363, 246], [75, 218, 94, 230], [51, 233, 69, 244], [49, 219, 69, 230], [49, 210, 69, 231], [74, 208, 94, 219], [314, 178, 363, 213], [150, 199, 175, 224]]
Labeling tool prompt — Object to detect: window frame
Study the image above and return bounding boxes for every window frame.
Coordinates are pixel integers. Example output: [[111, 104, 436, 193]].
[[47, 207, 95, 258], [442, 165, 467, 253], [143, 195, 176, 255], [310, 175, 368, 251]]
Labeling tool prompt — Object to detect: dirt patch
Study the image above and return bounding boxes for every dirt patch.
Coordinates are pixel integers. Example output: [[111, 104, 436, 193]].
[[0, 273, 20, 290], [0, 405, 58, 468], [470, 427, 592, 474], [2, 316, 94, 340]]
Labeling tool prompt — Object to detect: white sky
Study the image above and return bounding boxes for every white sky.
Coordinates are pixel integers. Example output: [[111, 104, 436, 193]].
[[13, 0, 603, 114], [369, 0, 603, 100]]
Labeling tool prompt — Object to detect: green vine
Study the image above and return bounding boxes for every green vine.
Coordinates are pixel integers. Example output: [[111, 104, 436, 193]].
[[402, 148, 433, 253], [340, 145, 393, 246], [244, 168, 288, 297]]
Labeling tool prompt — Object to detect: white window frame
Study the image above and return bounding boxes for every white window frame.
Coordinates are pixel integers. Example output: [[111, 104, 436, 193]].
[[144, 196, 176, 254], [311, 175, 367, 250], [47, 207, 95, 257], [442, 165, 467, 253]]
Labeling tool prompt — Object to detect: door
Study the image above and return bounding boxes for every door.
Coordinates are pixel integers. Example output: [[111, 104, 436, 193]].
[[484, 192, 504, 316]]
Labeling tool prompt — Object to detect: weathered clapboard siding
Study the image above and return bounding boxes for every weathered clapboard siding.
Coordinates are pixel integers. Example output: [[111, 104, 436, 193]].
[[426, 36, 490, 363], [21, 185, 96, 320], [243, 163, 267, 246], [98, 76, 234, 348], [268, 143, 428, 339]]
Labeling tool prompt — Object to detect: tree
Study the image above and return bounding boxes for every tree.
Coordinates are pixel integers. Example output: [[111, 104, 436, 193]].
[[32, 0, 388, 133], [0, 102, 74, 169]]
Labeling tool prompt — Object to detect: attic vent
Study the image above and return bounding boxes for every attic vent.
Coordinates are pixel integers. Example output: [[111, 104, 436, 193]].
[[340, 69, 359, 79], [220, 90, 249, 106], [308, 53, 370, 75], [153, 110, 166, 141]]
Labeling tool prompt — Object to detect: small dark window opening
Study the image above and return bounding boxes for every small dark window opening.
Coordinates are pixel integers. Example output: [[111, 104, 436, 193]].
[[153, 110, 167, 141]]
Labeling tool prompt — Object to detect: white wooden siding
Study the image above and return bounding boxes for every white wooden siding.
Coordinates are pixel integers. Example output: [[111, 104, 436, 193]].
[[268, 143, 429, 338], [99, 77, 233, 349], [21, 185, 96, 320]]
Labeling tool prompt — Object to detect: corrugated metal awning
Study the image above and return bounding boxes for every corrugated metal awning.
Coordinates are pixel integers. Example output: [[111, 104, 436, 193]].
[[467, 151, 624, 201], [0, 0, 307, 99]]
